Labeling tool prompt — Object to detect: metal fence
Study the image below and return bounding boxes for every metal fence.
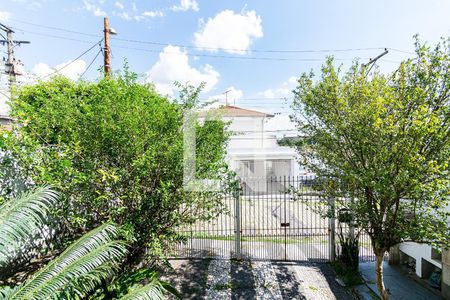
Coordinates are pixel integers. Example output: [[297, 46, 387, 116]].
[[172, 176, 376, 262]]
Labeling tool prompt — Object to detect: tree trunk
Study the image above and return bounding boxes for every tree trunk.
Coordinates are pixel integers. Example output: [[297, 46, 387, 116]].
[[376, 252, 389, 300]]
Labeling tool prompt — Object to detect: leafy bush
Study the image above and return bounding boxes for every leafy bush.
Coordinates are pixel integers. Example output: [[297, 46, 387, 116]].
[[3, 71, 230, 264]]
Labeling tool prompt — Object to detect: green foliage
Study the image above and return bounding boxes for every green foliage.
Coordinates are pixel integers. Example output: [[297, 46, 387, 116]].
[[0, 186, 59, 271], [3, 72, 230, 262], [291, 38, 450, 253], [116, 272, 179, 300], [6, 223, 127, 300], [291, 37, 450, 298], [91, 268, 179, 299], [0, 187, 175, 299], [337, 234, 359, 273]]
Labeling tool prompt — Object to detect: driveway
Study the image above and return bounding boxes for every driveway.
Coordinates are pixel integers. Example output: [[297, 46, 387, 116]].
[[162, 257, 357, 299]]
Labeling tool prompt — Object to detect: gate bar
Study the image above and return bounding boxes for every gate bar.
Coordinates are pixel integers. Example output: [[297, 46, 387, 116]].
[[234, 188, 241, 260], [328, 197, 336, 262]]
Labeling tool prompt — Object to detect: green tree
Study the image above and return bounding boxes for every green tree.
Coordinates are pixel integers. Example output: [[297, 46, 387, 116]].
[[2, 71, 230, 266], [291, 38, 450, 299]]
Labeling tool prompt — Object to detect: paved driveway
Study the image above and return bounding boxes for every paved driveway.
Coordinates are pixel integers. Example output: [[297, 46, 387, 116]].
[[162, 258, 357, 300]]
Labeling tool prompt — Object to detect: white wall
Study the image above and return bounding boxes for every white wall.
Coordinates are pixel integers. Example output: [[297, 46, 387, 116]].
[[399, 203, 450, 278], [400, 242, 442, 277]]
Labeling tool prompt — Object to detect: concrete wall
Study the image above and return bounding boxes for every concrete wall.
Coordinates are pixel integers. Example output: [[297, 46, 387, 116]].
[[399, 242, 442, 278], [443, 249, 450, 299]]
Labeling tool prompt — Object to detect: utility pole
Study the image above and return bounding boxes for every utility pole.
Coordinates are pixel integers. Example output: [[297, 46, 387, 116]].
[[224, 89, 231, 106], [103, 17, 111, 77], [362, 48, 388, 75], [102, 17, 117, 78], [0, 23, 30, 93]]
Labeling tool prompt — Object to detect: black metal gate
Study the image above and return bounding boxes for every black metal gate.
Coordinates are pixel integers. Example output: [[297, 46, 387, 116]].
[[173, 176, 375, 262]]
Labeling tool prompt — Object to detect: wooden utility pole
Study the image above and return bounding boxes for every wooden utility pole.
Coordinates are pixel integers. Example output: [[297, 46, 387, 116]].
[[103, 17, 111, 77]]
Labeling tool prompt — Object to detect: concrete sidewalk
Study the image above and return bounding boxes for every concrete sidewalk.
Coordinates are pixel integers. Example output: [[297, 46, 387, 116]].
[[359, 261, 442, 300], [163, 258, 357, 299]]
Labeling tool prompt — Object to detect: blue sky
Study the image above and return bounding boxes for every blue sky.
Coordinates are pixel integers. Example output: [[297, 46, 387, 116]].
[[1, 0, 450, 115]]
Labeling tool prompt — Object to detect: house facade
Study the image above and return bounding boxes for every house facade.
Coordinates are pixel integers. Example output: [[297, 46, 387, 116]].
[[202, 105, 301, 193]]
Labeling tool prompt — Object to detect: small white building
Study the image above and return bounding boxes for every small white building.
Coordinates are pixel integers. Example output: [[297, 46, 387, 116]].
[[203, 105, 301, 193], [397, 202, 450, 282]]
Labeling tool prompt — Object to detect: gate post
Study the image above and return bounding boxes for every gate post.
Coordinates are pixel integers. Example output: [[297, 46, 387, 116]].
[[234, 188, 241, 260], [328, 197, 336, 262]]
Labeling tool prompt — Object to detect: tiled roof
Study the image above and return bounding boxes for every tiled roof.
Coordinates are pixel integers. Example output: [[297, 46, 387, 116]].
[[202, 105, 274, 118]]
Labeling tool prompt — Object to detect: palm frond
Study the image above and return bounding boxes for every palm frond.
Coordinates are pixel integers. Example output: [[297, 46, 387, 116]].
[[119, 276, 180, 300], [0, 186, 59, 268], [7, 223, 128, 300]]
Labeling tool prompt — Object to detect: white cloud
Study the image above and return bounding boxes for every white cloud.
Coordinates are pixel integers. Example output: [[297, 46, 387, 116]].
[[146, 45, 219, 96], [142, 10, 164, 18], [31, 60, 87, 81], [114, 1, 124, 10], [194, 10, 263, 54], [115, 8, 164, 21], [0, 11, 12, 21], [171, 0, 199, 12], [209, 86, 243, 105], [83, 0, 106, 17], [261, 76, 297, 99], [117, 11, 131, 21]]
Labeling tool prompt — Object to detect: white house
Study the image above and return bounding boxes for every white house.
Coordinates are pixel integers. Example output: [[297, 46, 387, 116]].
[[202, 105, 302, 193]]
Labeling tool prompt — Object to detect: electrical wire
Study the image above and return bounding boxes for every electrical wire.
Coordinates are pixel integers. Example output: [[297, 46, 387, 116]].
[[40, 39, 103, 79], [9, 26, 402, 63], [7, 18, 415, 56], [386, 47, 415, 55], [80, 46, 103, 79], [113, 36, 387, 54], [9, 26, 99, 44], [111, 44, 402, 63], [9, 18, 101, 38]]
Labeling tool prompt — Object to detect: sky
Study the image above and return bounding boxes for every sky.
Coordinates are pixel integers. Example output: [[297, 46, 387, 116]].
[[1, 0, 450, 118]]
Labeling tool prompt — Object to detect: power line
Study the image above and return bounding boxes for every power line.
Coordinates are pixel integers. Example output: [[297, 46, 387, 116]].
[[80, 46, 103, 79], [7, 18, 415, 55], [10, 26, 98, 44], [10, 26, 401, 63], [113, 36, 387, 54], [386, 47, 415, 55], [9, 18, 100, 38], [111, 44, 403, 63], [40, 39, 103, 79]]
